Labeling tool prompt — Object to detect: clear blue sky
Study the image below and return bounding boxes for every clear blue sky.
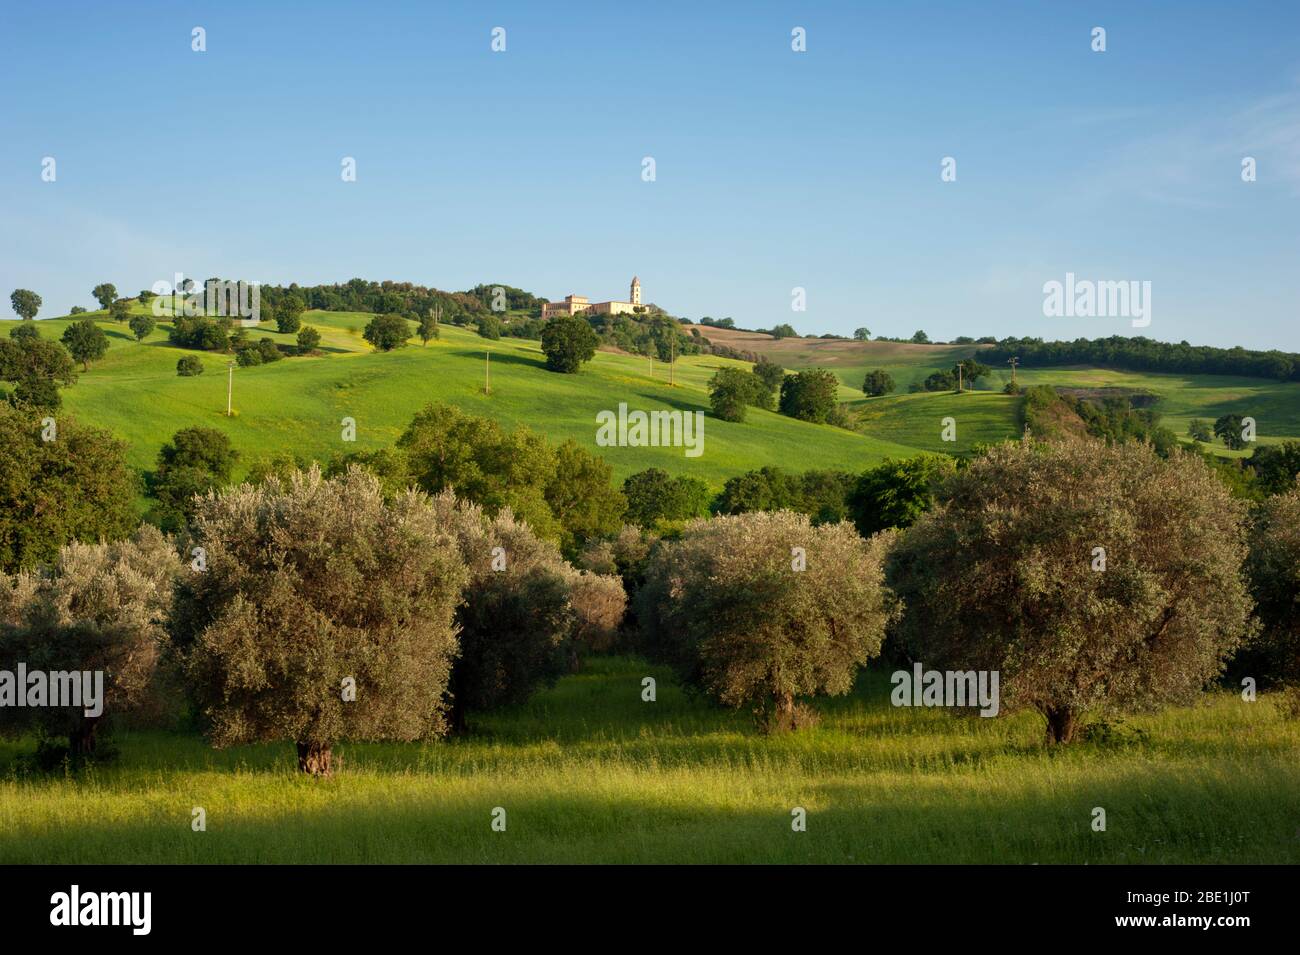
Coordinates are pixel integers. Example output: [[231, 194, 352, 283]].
[[2, 1, 1297, 349]]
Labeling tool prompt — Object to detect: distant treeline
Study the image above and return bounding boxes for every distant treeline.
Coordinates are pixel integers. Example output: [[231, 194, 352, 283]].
[[979, 336, 1300, 382]]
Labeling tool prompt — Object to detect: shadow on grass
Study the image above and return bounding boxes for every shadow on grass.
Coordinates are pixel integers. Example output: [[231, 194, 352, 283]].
[[3, 764, 1297, 864]]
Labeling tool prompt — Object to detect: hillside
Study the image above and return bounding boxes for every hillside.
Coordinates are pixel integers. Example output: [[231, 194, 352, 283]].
[[4, 307, 927, 498], [696, 325, 1300, 453]]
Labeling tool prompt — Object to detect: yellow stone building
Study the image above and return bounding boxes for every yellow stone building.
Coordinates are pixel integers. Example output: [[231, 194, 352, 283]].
[[542, 277, 642, 320]]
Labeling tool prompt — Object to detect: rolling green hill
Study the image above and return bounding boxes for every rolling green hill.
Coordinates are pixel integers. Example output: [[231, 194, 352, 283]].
[[4, 307, 926, 498], [10, 305, 1299, 510]]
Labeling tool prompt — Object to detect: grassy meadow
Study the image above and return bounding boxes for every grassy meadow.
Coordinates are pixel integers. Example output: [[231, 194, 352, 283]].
[[0, 656, 1294, 864]]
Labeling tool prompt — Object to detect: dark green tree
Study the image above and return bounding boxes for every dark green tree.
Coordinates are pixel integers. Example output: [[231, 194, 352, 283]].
[[9, 289, 41, 321], [779, 368, 839, 423], [149, 427, 240, 529], [362, 313, 412, 351], [60, 318, 109, 370], [1215, 414, 1249, 451], [129, 312, 156, 342], [91, 283, 118, 311], [0, 404, 137, 572], [862, 369, 895, 396], [541, 315, 598, 373]]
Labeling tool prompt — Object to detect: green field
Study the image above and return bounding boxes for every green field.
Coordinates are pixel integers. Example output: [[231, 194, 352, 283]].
[[0, 656, 1294, 864]]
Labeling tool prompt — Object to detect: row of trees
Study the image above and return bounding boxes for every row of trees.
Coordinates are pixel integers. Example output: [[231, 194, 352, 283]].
[[707, 363, 848, 428], [3, 394, 1298, 761], [636, 434, 1295, 742], [0, 467, 625, 772], [979, 335, 1300, 382]]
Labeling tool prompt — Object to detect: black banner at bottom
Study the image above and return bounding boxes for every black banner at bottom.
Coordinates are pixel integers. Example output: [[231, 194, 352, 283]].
[[0, 864, 1286, 941]]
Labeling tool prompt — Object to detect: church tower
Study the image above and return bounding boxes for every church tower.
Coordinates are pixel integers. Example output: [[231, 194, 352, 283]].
[[630, 275, 641, 307]]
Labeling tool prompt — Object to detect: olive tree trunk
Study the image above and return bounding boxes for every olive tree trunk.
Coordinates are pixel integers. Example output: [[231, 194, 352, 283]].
[[1043, 706, 1078, 744], [296, 741, 334, 776]]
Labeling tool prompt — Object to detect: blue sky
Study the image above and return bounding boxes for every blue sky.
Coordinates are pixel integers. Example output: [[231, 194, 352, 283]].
[[2, 1, 1298, 349]]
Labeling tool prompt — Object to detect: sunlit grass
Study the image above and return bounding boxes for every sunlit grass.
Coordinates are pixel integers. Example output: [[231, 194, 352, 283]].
[[1, 657, 1295, 863]]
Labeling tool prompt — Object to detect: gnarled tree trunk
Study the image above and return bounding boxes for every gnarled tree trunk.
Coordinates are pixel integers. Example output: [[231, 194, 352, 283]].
[[769, 691, 797, 734], [296, 741, 334, 776], [1043, 706, 1078, 744]]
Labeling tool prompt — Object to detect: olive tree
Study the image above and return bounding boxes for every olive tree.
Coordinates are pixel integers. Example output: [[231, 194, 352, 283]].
[[638, 511, 896, 731], [0, 526, 182, 758], [172, 467, 468, 774], [887, 434, 1254, 743], [427, 491, 625, 727]]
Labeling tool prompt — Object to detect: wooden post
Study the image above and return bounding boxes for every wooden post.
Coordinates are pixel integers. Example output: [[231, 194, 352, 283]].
[[226, 361, 235, 416], [485, 351, 491, 394], [1007, 356, 1019, 387], [957, 362, 963, 393], [670, 336, 675, 386]]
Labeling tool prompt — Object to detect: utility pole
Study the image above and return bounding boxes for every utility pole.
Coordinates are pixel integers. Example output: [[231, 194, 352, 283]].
[[670, 336, 675, 386], [226, 361, 235, 416], [1007, 356, 1019, 388], [648, 352, 653, 379], [485, 351, 491, 394], [957, 362, 963, 393]]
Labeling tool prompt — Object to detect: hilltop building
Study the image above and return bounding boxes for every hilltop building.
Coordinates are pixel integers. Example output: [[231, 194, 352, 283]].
[[542, 277, 642, 320]]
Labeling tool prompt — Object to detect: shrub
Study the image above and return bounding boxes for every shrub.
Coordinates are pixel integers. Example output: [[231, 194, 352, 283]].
[[176, 355, 204, 376], [0, 526, 182, 759], [296, 325, 321, 354], [638, 512, 895, 731], [540, 315, 598, 373], [172, 468, 467, 774], [256, 337, 283, 362], [886, 434, 1254, 743]]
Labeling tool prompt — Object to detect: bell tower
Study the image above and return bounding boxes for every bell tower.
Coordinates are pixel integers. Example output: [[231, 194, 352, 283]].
[[630, 275, 641, 307]]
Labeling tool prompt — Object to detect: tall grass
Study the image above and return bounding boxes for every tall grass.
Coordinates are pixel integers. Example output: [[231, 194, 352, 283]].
[[1, 657, 1295, 863]]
